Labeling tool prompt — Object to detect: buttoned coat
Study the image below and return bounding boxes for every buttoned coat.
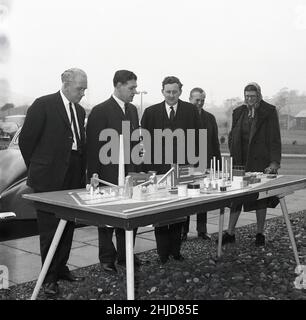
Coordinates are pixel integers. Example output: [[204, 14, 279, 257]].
[[200, 109, 221, 167]]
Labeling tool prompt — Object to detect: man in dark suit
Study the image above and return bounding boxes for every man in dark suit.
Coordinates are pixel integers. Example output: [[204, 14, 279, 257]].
[[181, 87, 221, 242], [19, 68, 87, 295], [86, 70, 141, 274], [141, 76, 202, 264], [220, 82, 281, 247]]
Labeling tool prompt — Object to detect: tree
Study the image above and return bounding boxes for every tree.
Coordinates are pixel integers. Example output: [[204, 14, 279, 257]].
[[271, 88, 301, 130], [223, 97, 243, 119], [1, 103, 14, 112], [271, 87, 290, 114], [221, 97, 243, 134]]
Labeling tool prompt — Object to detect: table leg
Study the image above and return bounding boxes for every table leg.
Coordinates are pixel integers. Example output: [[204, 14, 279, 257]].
[[30, 219, 67, 300], [125, 230, 134, 300], [217, 208, 225, 258], [279, 197, 301, 266]]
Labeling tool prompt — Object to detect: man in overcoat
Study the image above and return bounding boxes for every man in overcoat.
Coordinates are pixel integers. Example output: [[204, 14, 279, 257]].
[[181, 87, 221, 241]]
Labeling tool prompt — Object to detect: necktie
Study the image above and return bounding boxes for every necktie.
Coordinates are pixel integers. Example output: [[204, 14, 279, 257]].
[[124, 103, 132, 173], [69, 102, 81, 151], [124, 103, 129, 120], [169, 106, 175, 122]]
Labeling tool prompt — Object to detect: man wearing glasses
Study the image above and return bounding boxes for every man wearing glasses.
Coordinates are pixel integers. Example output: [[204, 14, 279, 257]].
[[220, 82, 281, 247]]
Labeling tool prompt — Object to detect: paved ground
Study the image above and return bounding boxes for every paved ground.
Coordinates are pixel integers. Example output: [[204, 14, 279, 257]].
[[1, 189, 305, 288]]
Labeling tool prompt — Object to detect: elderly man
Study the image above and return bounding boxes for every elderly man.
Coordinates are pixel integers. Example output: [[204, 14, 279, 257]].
[[220, 82, 281, 247], [141, 76, 202, 264], [19, 68, 87, 295], [181, 87, 221, 241]]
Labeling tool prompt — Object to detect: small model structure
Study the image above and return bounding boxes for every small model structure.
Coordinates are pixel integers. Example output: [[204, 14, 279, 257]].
[[294, 265, 306, 290]]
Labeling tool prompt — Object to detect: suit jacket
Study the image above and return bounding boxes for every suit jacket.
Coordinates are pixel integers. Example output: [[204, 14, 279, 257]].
[[86, 96, 140, 185], [228, 100, 281, 172], [200, 109, 221, 167], [141, 99, 202, 174], [19, 91, 86, 192]]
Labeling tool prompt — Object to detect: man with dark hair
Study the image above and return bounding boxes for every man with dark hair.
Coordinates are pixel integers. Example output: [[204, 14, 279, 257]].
[[181, 87, 221, 241], [113, 70, 138, 87], [162, 76, 183, 90], [220, 82, 281, 247], [141, 76, 202, 264], [86, 69, 141, 274], [19, 68, 87, 296]]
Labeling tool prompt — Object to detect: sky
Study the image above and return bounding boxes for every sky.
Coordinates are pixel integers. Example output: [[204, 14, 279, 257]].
[[1, 0, 306, 108]]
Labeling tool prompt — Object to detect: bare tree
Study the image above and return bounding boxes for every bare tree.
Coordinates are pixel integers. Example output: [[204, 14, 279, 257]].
[[1, 102, 14, 112]]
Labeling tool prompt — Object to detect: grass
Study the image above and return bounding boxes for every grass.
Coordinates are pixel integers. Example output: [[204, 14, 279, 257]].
[[220, 144, 306, 155], [218, 128, 306, 154], [0, 140, 9, 150]]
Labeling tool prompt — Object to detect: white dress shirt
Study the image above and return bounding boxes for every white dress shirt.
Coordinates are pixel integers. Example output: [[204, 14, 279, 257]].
[[112, 94, 126, 114], [60, 90, 80, 151], [165, 102, 178, 119]]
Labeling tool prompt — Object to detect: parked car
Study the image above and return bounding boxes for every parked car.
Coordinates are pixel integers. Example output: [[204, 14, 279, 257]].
[[0, 127, 36, 221], [0, 129, 11, 141]]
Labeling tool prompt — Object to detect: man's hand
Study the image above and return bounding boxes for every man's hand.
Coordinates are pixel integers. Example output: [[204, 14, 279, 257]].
[[264, 161, 280, 174]]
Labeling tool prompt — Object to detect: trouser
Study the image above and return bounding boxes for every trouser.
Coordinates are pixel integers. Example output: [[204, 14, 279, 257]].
[[98, 227, 137, 264], [36, 151, 83, 283], [182, 212, 208, 234], [37, 211, 75, 283], [154, 222, 183, 258]]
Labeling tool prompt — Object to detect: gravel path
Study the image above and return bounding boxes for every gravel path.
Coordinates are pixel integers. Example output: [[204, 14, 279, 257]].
[[1, 210, 306, 300]]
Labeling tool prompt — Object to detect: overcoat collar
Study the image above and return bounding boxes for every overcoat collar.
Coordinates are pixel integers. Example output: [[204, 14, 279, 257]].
[[109, 96, 126, 120], [55, 91, 71, 130], [234, 101, 272, 143], [249, 101, 271, 142]]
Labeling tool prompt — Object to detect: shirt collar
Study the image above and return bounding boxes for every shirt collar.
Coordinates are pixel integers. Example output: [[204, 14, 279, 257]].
[[112, 94, 125, 112], [60, 90, 71, 106], [165, 102, 178, 113]]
